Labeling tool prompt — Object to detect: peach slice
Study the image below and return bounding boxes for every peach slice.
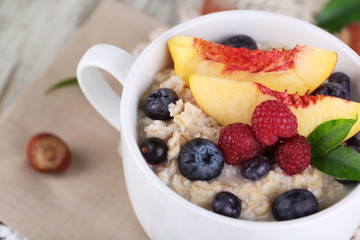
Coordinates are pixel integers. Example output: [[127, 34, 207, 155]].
[[169, 36, 337, 94], [189, 75, 360, 140]]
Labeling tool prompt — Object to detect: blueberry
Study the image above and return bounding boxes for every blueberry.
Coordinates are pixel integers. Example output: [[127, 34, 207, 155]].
[[335, 178, 359, 185], [211, 191, 241, 218], [178, 138, 224, 181], [346, 132, 360, 147], [312, 81, 350, 100], [346, 144, 360, 156], [241, 157, 271, 181], [222, 34, 257, 50], [143, 88, 179, 120], [272, 189, 318, 221], [328, 72, 350, 92], [140, 137, 167, 165], [262, 147, 276, 165]]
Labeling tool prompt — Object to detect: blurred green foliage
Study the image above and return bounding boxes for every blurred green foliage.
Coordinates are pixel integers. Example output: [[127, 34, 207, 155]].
[[316, 0, 360, 33], [45, 77, 78, 94]]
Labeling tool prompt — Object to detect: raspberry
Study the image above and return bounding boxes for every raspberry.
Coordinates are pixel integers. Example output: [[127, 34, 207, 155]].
[[275, 135, 311, 175], [251, 100, 298, 146], [218, 123, 261, 166]]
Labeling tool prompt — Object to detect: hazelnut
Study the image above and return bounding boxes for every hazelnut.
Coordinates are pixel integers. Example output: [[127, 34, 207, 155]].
[[27, 133, 71, 172]]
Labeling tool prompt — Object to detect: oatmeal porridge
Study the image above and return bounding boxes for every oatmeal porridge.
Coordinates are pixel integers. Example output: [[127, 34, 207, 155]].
[[138, 69, 351, 221], [138, 34, 359, 221]]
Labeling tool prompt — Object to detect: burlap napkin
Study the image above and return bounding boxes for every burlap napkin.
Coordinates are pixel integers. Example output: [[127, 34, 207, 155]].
[[0, 0, 164, 239]]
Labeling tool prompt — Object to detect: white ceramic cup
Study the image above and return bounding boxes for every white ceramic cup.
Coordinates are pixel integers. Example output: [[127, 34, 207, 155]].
[[77, 10, 360, 240]]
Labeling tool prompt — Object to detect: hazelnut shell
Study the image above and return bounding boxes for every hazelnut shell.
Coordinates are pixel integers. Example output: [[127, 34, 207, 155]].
[[27, 133, 71, 172]]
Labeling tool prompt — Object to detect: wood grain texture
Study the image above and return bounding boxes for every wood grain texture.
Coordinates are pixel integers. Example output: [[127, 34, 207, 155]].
[[0, 0, 99, 113], [0, 0, 184, 115]]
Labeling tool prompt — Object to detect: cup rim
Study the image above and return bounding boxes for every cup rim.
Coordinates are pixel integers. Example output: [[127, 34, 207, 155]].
[[121, 9, 360, 227]]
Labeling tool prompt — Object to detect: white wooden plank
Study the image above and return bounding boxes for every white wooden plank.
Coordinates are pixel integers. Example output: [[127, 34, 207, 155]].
[[0, 0, 99, 114], [0, 0, 187, 115]]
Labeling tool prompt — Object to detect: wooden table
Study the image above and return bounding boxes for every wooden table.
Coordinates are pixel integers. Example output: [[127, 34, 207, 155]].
[[0, 0, 186, 116]]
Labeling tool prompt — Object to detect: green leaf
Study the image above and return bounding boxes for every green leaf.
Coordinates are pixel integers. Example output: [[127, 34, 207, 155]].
[[311, 145, 360, 181], [307, 115, 358, 157], [315, 0, 360, 33], [45, 77, 78, 94]]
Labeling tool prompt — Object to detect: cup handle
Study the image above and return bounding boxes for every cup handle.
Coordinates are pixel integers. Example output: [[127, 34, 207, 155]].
[[76, 44, 135, 131]]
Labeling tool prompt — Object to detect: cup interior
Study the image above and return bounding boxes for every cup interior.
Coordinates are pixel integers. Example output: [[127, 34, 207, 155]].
[[121, 10, 360, 225]]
